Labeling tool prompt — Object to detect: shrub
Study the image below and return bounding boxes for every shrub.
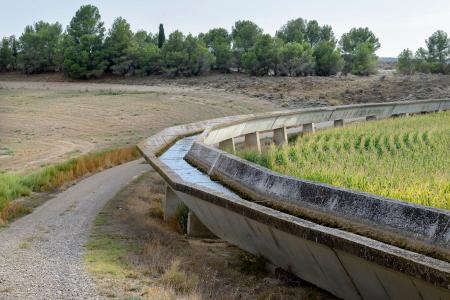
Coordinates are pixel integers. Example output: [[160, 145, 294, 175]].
[[313, 41, 343, 76], [277, 42, 315, 76], [351, 42, 378, 75], [397, 49, 415, 75], [160, 258, 199, 293]]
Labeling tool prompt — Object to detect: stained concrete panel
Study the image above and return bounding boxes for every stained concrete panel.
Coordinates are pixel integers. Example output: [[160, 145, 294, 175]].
[[175, 190, 361, 299]]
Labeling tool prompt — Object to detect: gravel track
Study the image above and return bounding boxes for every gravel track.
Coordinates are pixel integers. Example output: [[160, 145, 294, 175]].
[[0, 159, 150, 299]]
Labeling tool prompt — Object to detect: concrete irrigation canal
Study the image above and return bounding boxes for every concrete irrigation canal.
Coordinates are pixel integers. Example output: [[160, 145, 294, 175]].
[[138, 99, 450, 300]]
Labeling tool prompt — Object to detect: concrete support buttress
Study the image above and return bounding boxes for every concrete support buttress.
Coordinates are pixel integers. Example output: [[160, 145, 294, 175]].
[[187, 211, 216, 238], [245, 132, 261, 153], [218, 138, 236, 153], [273, 127, 288, 146], [303, 123, 316, 134], [163, 184, 183, 221], [366, 115, 377, 121], [334, 119, 344, 128]]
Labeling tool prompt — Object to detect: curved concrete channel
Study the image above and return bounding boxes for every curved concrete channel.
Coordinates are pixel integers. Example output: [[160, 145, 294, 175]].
[[159, 135, 236, 197], [140, 99, 450, 300]]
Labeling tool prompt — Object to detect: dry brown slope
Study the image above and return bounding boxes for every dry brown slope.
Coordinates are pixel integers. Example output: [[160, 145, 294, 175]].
[[0, 81, 274, 172]]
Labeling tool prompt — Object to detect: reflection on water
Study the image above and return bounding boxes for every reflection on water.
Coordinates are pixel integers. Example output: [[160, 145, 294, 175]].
[[159, 136, 237, 197]]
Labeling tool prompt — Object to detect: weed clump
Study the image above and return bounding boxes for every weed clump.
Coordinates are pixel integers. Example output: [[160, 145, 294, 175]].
[[160, 258, 199, 293], [238, 253, 267, 275], [0, 146, 140, 222], [169, 204, 189, 234]]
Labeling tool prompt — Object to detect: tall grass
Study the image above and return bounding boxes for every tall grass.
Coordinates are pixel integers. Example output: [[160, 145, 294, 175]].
[[239, 111, 450, 210], [0, 146, 140, 221]]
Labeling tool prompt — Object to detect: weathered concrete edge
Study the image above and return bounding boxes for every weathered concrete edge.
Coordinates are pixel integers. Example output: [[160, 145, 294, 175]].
[[190, 99, 450, 256], [137, 121, 450, 289], [201, 99, 449, 144], [185, 141, 450, 260]]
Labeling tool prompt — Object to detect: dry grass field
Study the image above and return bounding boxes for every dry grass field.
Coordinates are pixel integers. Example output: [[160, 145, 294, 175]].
[[0, 80, 274, 172]]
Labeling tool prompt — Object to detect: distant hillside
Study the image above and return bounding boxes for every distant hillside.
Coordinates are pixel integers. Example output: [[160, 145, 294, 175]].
[[378, 57, 398, 63], [378, 57, 397, 70]]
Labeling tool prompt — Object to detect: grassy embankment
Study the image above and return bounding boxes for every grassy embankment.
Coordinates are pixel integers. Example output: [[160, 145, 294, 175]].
[[239, 111, 450, 210], [0, 147, 140, 223]]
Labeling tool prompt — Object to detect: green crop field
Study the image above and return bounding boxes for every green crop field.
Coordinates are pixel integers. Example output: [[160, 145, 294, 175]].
[[239, 111, 450, 210]]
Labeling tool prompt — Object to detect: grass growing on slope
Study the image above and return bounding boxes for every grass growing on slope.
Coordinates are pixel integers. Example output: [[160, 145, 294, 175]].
[[239, 111, 450, 210], [0, 146, 140, 222]]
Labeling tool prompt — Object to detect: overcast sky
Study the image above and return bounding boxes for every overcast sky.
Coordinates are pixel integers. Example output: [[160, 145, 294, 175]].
[[2, 0, 450, 57]]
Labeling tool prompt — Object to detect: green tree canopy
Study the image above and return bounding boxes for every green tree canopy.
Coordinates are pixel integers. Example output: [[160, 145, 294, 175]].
[[134, 42, 162, 75], [340, 27, 380, 75], [19, 21, 63, 74], [306, 20, 321, 46], [277, 42, 315, 76], [135, 30, 155, 46], [426, 30, 449, 63], [162, 31, 213, 76], [63, 5, 107, 79], [426, 30, 449, 73], [231, 20, 263, 71], [397, 30, 450, 75], [414, 47, 431, 73], [276, 19, 335, 46], [276, 18, 306, 43], [185, 34, 214, 75], [351, 42, 377, 76], [340, 27, 380, 53], [104, 17, 135, 75], [397, 49, 415, 75], [203, 28, 232, 71], [242, 34, 278, 75], [313, 41, 343, 76], [131, 30, 162, 75], [0, 37, 14, 71], [232, 20, 263, 51]]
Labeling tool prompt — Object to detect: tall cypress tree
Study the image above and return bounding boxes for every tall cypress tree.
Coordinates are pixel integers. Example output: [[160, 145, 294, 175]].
[[158, 23, 165, 48], [11, 36, 18, 70]]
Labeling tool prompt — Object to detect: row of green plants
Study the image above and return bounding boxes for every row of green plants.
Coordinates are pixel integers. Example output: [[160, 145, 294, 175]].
[[0, 146, 140, 223], [239, 112, 450, 210], [0, 5, 382, 78], [397, 30, 450, 75]]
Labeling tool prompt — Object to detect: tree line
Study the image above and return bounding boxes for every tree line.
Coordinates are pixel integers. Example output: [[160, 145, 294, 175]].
[[0, 5, 382, 78], [397, 31, 450, 75]]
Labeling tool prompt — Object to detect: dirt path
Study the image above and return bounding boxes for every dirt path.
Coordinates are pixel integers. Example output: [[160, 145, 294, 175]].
[[0, 159, 149, 299]]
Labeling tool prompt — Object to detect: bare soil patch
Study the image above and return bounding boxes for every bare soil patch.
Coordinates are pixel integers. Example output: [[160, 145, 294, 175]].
[[86, 170, 335, 299], [2, 71, 448, 108], [144, 72, 450, 107]]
